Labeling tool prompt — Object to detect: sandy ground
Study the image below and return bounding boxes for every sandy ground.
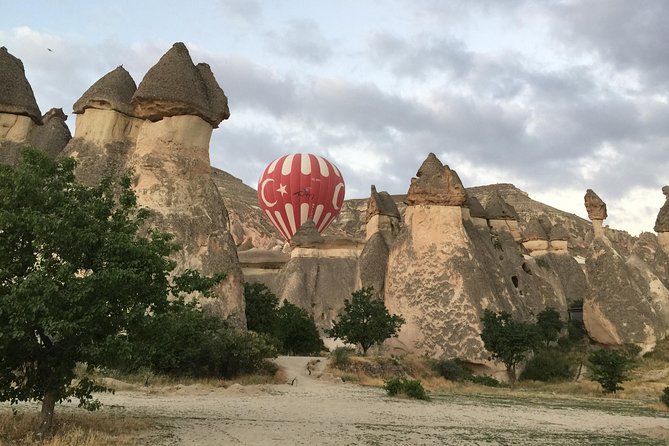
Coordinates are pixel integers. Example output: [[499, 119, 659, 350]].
[[79, 356, 669, 445]]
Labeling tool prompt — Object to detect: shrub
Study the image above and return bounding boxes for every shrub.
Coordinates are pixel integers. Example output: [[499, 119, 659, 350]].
[[588, 347, 638, 393], [520, 350, 572, 382], [244, 282, 279, 335], [661, 387, 669, 408], [383, 377, 429, 400], [118, 300, 278, 378], [535, 308, 564, 348], [433, 359, 473, 382], [469, 375, 501, 387], [331, 346, 355, 367]]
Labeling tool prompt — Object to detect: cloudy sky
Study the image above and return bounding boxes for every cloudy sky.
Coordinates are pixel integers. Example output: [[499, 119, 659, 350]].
[[2, 1, 668, 234]]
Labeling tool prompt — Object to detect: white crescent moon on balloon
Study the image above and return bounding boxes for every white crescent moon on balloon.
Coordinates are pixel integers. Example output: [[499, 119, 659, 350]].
[[332, 183, 344, 210], [260, 178, 277, 207]]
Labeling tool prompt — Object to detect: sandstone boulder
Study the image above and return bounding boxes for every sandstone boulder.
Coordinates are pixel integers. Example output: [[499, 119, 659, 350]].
[[485, 192, 519, 220], [405, 153, 466, 206], [465, 194, 487, 219], [522, 217, 548, 242]]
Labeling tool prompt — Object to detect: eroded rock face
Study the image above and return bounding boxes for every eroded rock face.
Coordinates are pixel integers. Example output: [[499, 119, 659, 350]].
[[583, 237, 668, 351], [290, 220, 324, 247], [584, 189, 607, 220], [27, 108, 72, 159], [405, 153, 466, 206], [274, 239, 361, 330]]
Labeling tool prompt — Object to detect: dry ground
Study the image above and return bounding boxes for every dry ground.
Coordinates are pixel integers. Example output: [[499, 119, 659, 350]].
[[3, 356, 668, 445]]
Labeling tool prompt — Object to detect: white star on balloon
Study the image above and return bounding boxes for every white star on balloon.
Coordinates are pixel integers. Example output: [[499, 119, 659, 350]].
[[277, 184, 287, 195]]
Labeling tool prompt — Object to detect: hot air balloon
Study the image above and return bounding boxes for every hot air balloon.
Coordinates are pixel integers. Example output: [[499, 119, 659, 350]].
[[258, 153, 345, 241]]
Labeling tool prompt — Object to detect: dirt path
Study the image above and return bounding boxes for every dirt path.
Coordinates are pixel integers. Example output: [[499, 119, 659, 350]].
[[77, 356, 668, 445]]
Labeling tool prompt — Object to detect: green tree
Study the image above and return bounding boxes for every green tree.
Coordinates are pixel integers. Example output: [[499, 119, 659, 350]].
[[0, 149, 223, 436], [588, 347, 639, 393], [244, 282, 323, 355], [480, 309, 539, 385], [327, 287, 405, 355], [244, 282, 279, 335], [275, 301, 325, 355], [535, 307, 564, 348]]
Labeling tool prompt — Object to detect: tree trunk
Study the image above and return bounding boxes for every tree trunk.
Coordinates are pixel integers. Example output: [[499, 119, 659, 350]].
[[36, 390, 57, 438], [507, 365, 517, 388]]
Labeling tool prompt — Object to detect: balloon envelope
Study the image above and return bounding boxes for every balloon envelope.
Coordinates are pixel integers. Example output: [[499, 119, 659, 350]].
[[258, 153, 345, 241]]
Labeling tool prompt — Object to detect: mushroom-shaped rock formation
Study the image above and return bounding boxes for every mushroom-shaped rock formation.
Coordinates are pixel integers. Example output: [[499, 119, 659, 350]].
[[549, 224, 570, 252], [73, 66, 137, 116], [405, 153, 467, 206], [0, 46, 42, 125], [26, 108, 71, 159], [132, 42, 229, 127], [365, 185, 401, 242], [584, 189, 607, 237], [522, 217, 549, 255], [654, 186, 669, 252], [290, 220, 324, 248], [485, 192, 521, 241]]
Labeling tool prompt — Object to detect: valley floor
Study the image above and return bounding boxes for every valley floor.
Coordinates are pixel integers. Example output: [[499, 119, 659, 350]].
[[3, 356, 668, 445]]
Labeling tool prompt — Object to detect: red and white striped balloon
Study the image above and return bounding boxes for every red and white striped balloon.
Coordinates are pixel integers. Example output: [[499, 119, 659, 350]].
[[257, 153, 346, 241]]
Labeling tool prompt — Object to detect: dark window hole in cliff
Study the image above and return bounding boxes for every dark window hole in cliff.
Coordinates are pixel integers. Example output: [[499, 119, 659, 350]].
[[521, 262, 532, 274], [511, 275, 519, 288], [499, 255, 504, 261]]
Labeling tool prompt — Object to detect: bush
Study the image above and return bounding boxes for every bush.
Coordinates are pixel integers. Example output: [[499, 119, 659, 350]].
[[117, 300, 278, 378], [383, 378, 429, 400], [660, 387, 669, 408], [588, 347, 638, 393], [331, 346, 355, 367], [520, 350, 573, 382], [244, 283, 325, 356], [433, 359, 473, 382], [469, 375, 501, 387]]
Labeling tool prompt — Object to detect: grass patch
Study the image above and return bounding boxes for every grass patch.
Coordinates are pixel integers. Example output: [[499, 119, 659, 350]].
[[0, 410, 149, 446]]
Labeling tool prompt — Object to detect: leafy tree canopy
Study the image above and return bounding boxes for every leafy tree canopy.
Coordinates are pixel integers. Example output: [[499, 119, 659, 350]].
[[0, 149, 224, 435], [480, 309, 539, 385], [327, 287, 405, 355], [535, 307, 564, 348]]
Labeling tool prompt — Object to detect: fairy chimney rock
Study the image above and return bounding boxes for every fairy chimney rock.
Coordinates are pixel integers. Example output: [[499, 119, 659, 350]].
[[132, 42, 229, 127], [405, 153, 467, 207], [366, 185, 401, 241], [70, 66, 142, 146], [549, 224, 570, 252], [0, 47, 42, 154], [485, 192, 521, 241], [654, 186, 669, 252], [0, 47, 42, 125], [522, 217, 549, 255], [74, 66, 137, 116], [584, 189, 607, 237]]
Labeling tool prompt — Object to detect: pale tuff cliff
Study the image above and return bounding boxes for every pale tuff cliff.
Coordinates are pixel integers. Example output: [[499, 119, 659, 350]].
[[1, 45, 245, 324], [383, 153, 566, 360]]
